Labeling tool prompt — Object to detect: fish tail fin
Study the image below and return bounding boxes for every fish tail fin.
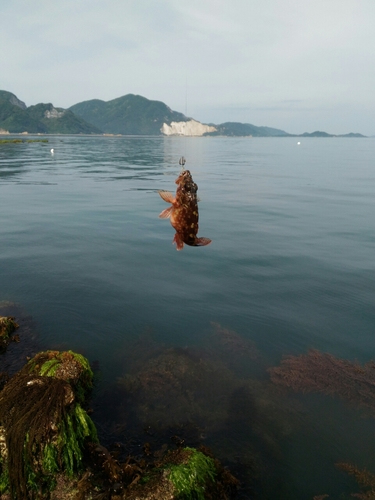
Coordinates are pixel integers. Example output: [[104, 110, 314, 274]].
[[159, 206, 173, 219], [195, 237, 212, 247]]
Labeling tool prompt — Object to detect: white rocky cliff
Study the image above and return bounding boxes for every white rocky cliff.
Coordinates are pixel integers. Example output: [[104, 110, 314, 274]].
[[44, 107, 65, 119], [161, 120, 217, 136]]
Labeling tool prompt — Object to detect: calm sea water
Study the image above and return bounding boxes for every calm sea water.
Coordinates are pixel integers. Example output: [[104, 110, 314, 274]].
[[1, 135, 375, 498]]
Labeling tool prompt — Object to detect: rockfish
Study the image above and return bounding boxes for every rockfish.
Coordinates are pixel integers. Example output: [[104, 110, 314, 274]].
[[158, 169, 212, 251]]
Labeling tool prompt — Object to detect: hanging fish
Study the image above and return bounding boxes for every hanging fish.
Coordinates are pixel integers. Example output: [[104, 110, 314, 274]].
[[158, 169, 212, 251]]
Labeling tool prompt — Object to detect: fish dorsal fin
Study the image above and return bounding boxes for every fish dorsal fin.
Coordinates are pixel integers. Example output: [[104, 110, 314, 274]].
[[158, 190, 175, 203]]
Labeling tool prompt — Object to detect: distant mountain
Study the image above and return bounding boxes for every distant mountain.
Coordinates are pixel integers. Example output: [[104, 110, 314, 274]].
[[26, 103, 102, 134], [0, 89, 367, 137], [70, 96, 291, 137], [0, 90, 27, 110], [69, 94, 188, 135], [0, 91, 43, 132], [299, 131, 332, 138], [298, 130, 366, 138], [0, 91, 101, 134], [208, 121, 290, 137], [338, 132, 366, 138]]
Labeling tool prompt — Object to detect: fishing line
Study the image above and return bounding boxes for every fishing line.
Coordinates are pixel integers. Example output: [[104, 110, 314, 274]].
[[185, 73, 188, 118], [180, 72, 188, 171]]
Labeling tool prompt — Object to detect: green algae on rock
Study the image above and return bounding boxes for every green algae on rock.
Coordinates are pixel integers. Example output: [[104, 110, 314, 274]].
[[166, 447, 216, 500], [122, 446, 237, 500], [0, 317, 18, 337], [24, 350, 94, 403], [0, 317, 19, 352], [0, 139, 48, 144], [0, 350, 97, 499]]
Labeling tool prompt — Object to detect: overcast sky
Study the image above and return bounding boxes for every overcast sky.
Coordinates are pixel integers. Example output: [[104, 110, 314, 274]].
[[2, 0, 375, 135]]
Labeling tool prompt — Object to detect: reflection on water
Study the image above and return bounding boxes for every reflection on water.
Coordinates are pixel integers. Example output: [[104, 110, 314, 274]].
[[1, 135, 375, 498]]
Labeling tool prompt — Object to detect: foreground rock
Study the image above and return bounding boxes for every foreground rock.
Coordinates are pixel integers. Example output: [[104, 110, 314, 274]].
[[0, 350, 97, 499], [121, 446, 238, 500], [0, 347, 239, 499]]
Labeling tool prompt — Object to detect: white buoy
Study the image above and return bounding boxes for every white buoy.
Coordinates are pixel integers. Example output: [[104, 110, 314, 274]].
[[50, 148, 54, 154], [297, 142, 301, 145]]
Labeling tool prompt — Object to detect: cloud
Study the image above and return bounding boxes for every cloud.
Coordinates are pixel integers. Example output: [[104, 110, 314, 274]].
[[2, 0, 375, 134]]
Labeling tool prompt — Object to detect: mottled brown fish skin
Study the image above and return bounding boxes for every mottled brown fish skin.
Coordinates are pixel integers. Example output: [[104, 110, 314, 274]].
[[158, 170, 211, 250], [172, 171, 199, 245]]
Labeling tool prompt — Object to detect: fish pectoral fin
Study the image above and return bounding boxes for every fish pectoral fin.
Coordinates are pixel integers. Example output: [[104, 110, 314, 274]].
[[158, 190, 175, 203], [159, 206, 173, 219], [195, 237, 212, 247]]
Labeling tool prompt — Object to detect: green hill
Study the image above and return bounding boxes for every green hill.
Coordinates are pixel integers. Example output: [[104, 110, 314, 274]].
[[27, 103, 102, 134], [70, 96, 292, 137], [0, 90, 27, 110], [0, 92, 44, 133], [298, 130, 366, 138], [208, 121, 290, 137], [0, 89, 367, 137], [69, 94, 187, 135], [0, 91, 101, 134], [299, 130, 332, 138], [339, 132, 366, 138]]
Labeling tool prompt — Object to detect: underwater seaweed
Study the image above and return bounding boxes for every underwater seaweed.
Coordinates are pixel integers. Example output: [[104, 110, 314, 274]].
[[337, 463, 375, 499], [210, 322, 258, 359], [269, 349, 375, 415], [116, 346, 241, 431], [0, 317, 19, 353], [0, 303, 41, 377]]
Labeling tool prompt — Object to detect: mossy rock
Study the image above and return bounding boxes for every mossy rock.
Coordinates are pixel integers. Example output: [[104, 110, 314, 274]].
[[23, 350, 94, 403], [166, 447, 216, 499], [124, 447, 218, 500], [0, 317, 18, 340], [0, 317, 19, 353], [0, 351, 97, 499]]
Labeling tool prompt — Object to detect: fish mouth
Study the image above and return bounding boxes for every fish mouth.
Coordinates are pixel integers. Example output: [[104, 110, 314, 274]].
[[175, 169, 192, 184]]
